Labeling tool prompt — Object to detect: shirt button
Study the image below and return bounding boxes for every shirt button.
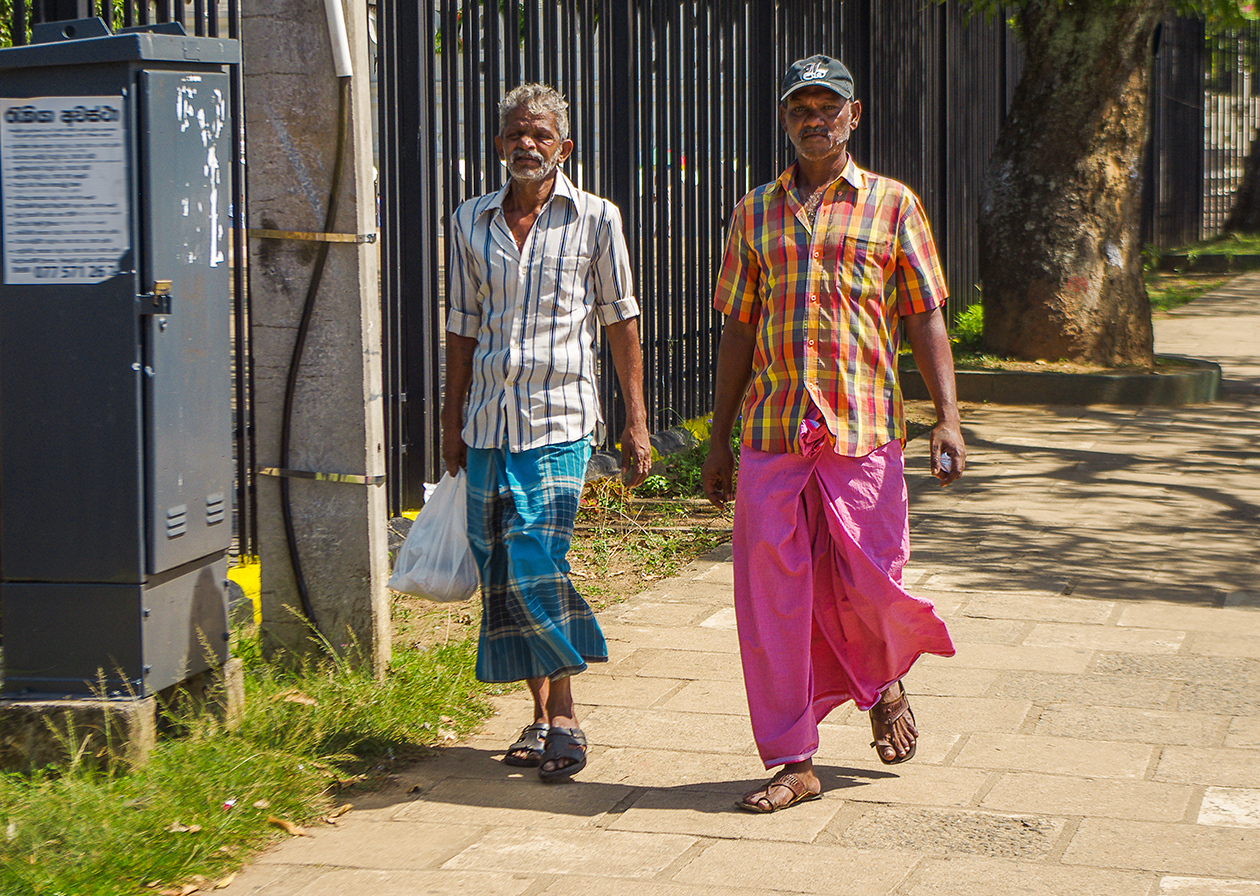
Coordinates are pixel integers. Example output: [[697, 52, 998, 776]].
[[808, 339, 815, 346]]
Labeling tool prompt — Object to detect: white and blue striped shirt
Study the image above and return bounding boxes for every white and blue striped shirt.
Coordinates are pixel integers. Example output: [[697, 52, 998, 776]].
[[447, 172, 640, 451]]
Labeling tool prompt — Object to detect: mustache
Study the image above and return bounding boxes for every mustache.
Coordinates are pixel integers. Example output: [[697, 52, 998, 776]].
[[801, 127, 831, 138], [510, 149, 546, 163]]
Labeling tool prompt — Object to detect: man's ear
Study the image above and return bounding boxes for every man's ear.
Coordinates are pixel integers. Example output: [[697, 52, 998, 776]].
[[494, 134, 505, 161], [557, 138, 574, 164], [849, 99, 862, 130]]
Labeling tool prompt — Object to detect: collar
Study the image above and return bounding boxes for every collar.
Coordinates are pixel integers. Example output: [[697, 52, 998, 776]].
[[770, 155, 866, 197], [482, 168, 579, 216]]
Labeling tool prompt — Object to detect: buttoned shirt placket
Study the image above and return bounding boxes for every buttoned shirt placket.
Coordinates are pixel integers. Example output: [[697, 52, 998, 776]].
[[488, 196, 554, 452], [788, 173, 837, 425]]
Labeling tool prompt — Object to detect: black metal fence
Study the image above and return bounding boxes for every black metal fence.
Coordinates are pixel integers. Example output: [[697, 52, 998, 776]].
[[4, 0, 254, 556], [376, 0, 1020, 511]]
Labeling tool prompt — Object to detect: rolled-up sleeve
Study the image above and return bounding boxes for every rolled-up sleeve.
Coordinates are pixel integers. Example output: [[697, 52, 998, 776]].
[[591, 202, 640, 325], [893, 192, 947, 316], [446, 215, 481, 337], [713, 201, 761, 323]]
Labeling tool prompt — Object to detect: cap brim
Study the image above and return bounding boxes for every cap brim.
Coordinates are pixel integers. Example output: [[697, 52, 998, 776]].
[[780, 81, 853, 102]]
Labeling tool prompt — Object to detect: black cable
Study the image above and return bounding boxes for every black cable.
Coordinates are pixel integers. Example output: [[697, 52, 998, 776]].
[[278, 76, 352, 633]]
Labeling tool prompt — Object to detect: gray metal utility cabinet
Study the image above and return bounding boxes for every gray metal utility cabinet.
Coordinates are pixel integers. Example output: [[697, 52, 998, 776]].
[[0, 19, 240, 698]]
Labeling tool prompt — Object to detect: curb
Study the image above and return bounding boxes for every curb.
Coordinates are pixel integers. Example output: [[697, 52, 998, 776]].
[[900, 355, 1222, 406], [1156, 253, 1260, 273]]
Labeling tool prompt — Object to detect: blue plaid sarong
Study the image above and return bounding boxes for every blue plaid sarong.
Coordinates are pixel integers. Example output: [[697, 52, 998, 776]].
[[465, 439, 607, 682]]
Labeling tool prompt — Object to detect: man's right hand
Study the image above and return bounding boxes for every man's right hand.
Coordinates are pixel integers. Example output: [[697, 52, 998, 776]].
[[701, 441, 736, 508], [441, 422, 466, 478]]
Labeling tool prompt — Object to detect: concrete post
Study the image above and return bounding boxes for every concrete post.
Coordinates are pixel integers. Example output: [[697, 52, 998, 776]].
[[241, 0, 390, 675]]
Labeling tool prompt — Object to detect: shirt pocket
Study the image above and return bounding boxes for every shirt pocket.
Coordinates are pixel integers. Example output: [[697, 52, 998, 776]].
[[833, 235, 892, 301], [536, 254, 591, 319]]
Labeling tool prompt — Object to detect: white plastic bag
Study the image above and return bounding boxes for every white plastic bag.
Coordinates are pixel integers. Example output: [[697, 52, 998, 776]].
[[388, 471, 479, 602]]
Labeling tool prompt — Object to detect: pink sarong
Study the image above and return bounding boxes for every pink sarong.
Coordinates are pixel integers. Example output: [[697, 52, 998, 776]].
[[733, 422, 955, 768]]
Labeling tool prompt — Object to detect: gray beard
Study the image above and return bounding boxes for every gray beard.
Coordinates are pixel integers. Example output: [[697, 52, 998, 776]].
[[507, 152, 560, 183]]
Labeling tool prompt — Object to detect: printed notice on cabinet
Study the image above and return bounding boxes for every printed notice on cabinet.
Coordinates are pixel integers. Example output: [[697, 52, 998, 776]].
[[1, 96, 129, 285]]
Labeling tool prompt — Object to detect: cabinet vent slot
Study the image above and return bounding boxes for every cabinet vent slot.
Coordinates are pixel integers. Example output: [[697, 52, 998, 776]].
[[206, 493, 225, 525], [165, 505, 187, 538]]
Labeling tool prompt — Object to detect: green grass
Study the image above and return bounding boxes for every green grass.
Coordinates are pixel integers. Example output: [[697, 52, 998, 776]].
[[0, 632, 504, 896]]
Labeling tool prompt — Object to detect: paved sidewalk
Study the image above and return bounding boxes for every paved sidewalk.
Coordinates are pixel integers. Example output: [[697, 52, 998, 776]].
[[222, 278, 1260, 896]]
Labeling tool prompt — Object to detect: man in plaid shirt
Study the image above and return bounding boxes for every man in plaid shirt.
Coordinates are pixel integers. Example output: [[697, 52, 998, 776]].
[[702, 55, 966, 812]]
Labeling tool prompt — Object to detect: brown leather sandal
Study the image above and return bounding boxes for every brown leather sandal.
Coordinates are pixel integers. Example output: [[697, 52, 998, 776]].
[[735, 772, 822, 813], [869, 683, 917, 765]]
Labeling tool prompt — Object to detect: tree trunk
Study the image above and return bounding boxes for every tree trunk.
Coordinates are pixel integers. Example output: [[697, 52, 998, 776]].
[[1223, 134, 1260, 234], [979, 0, 1163, 365]]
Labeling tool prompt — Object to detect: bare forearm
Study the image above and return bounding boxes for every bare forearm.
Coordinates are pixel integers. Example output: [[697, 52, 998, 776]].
[[605, 317, 648, 428], [441, 333, 477, 425], [709, 317, 756, 447], [903, 308, 960, 426]]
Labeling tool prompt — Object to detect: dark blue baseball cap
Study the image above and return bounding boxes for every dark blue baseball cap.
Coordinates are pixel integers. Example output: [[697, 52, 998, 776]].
[[780, 54, 855, 102]]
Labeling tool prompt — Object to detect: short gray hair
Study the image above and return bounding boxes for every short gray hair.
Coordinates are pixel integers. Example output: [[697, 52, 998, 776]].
[[499, 83, 570, 143]]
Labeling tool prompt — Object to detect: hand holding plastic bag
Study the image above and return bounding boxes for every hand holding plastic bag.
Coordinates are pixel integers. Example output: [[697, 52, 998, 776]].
[[388, 471, 479, 602]]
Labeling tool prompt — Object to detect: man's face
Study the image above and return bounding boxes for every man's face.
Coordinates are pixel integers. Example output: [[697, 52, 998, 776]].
[[495, 108, 573, 184], [780, 86, 862, 163]]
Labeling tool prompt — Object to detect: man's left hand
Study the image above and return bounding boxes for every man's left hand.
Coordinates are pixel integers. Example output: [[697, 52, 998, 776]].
[[930, 421, 966, 486], [619, 421, 653, 488]]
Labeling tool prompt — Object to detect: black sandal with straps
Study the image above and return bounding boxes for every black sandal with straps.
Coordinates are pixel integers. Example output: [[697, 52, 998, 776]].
[[503, 722, 550, 767]]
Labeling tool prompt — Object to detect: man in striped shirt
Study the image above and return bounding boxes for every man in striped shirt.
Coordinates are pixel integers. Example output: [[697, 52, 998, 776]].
[[702, 55, 966, 812], [442, 83, 652, 782]]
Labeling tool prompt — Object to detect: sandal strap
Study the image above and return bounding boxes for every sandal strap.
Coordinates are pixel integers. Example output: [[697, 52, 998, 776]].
[[869, 687, 910, 726], [767, 773, 810, 799]]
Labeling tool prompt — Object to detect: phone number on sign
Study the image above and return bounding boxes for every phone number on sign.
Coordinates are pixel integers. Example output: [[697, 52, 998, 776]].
[[29, 263, 115, 279]]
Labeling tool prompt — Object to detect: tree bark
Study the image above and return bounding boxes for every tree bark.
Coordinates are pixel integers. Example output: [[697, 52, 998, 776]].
[[1223, 134, 1260, 234], [979, 0, 1164, 365]]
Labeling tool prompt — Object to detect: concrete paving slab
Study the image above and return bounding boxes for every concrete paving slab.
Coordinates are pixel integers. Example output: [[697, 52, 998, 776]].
[[980, 771, 1195, 822], [815, 724, 960, 766], [1023, 622, 1186, 653], [919, 643, 1094, 674], [572, 674, 686, 710], [390, 776, 633, 827], [903, 858, 1154, 896], [610, 601, 714, 627], [1158, 747, 1260, 788], [252, 819, 484, 870], [839, 765, 992, 807], [1179, 679, 1260, 716], [440, 828, 697, 878], [1063, 818, 1260, 877], [1035, 705, 1230, 746], [831, 806, 1067, 859], [1198, 788, 1260, 828], [1093, 653, 1260, 685], [669, 840, 917, 894], [959, 592, 1115, 624], [608, 786, 843, 841], [910, 664, 1003, 698], [573, 746, 769, 790], [1186, 631, 1260, 659], [631, 649, 742, 680], [953, 733, 1154, 778], [932, 615, 1028, 644], [1117, 603, 1260, 634], [697, 606, 736, 629], [242, 869, 535, 896], [538, 878, 808, 896], [1226, 717, 1260, 749], [1158, 876, 1260, 895], [579, 706, 757, 755], [654, 679, 751, 716], [828, 696, 1035, 736], [986, 670, 1177, 708], [214, 863, 327, 896], [601, 624, 741, 655]]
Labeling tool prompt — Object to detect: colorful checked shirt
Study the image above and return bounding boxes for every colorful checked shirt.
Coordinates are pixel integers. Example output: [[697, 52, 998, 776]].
[[713, 157, 947, 457], [447, 172, 640, 451]]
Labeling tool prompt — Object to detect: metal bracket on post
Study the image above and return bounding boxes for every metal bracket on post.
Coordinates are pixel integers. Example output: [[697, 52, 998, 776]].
[[138, 280, 173, 315]]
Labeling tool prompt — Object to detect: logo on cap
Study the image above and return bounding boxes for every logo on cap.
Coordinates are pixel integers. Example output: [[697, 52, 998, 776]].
[[800, 61, 827, 81]]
